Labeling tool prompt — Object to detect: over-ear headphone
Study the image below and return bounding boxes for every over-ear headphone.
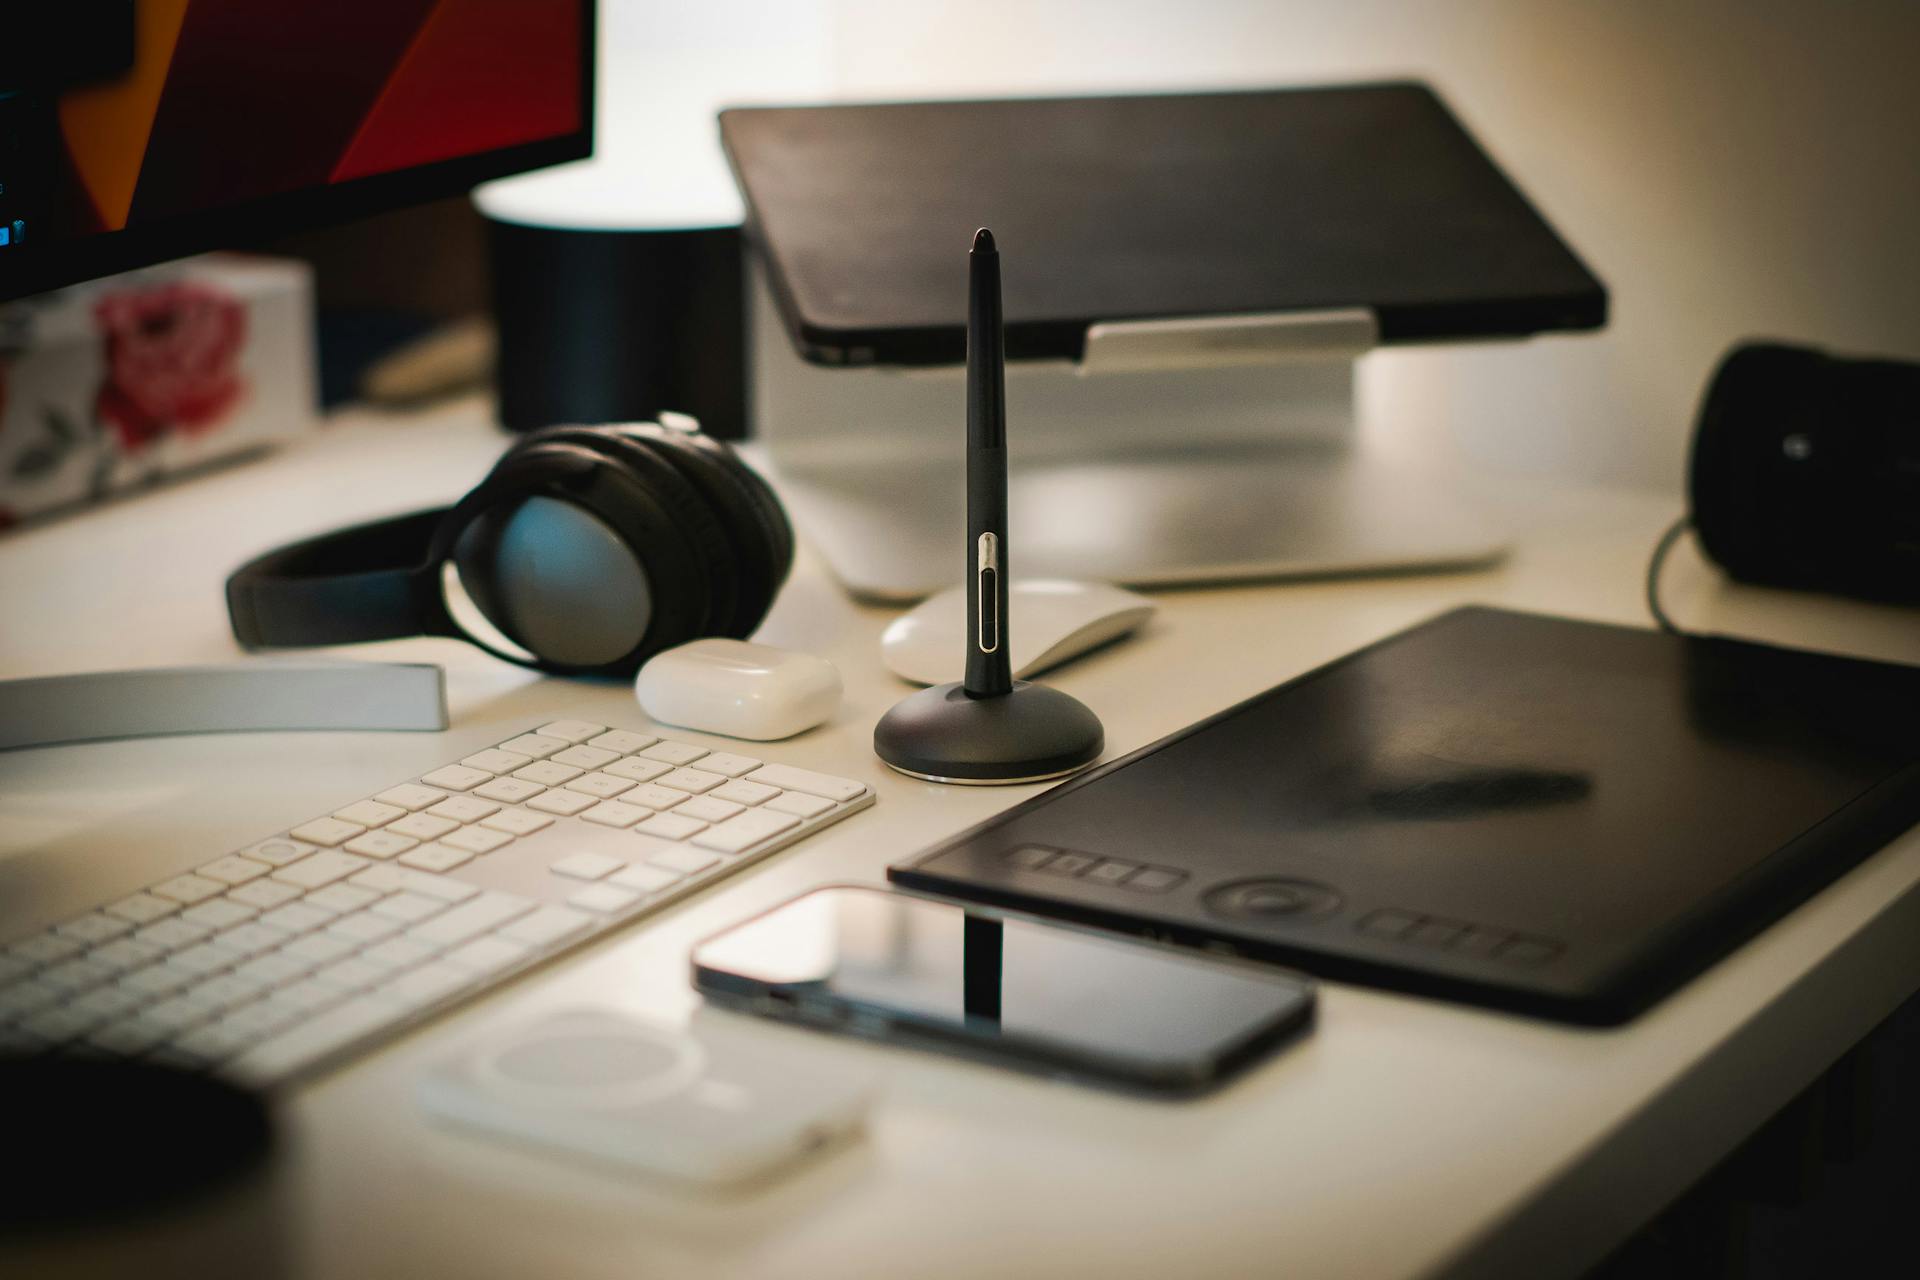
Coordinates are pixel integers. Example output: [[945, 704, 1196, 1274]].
[[226, 418, 794, 676]]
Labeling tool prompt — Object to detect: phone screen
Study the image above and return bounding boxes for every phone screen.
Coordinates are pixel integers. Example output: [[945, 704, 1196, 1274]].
[[693, 886, 1313, 1090]]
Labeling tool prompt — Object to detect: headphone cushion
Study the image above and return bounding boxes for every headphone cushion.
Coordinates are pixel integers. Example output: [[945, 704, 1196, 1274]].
[[613, 425, 793, 637]]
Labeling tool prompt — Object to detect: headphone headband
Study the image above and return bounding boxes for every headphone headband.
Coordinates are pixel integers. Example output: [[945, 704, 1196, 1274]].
[[226, 508, 453, 649]]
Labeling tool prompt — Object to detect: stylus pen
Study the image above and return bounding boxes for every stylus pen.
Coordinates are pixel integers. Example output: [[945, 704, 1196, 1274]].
[[965, 227, 1014, 699]]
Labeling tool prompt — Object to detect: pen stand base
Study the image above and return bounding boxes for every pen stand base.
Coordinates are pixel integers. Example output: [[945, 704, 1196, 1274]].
[[874, 681, 1104, 785]]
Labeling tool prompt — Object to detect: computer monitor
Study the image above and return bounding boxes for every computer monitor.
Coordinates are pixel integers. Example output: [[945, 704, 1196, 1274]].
[[0, 0, 594, 302]]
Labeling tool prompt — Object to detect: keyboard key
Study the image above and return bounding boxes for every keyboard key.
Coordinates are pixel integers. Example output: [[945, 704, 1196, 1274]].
[[228, 879, 304, 910], [55, 912, 134, 945], [0, 977, 62, 1019], [640, 741, 708, 766], [526, 788, 596, 815], [38, 956, 117, 994], [536, 720, 606, 743], [743, 764, 865, 803], [635, 812, 706, 840], [421, 765, 492, 792], [442, 935, 532, 975], [166, 942, 239, 977], [657, 768, 725, 795], [143, 993, 221, 1033], [567, 884, 640, 914], [196, 855, 271, 886], [237, 837, 317, 866], [271, 850, 369, 890], [624, 784, 686, 811], [649, 847, 722, 876], [347, 865, 412, 895], [690, 809, 799, 854], [182, 898, 257, 930], [344, 830, 418, 859], [374, 783, 447, 811], [408, 893, 536, 949], [134, 918, 212, 950], [552, 744, 619, 770], [283, 933, 359, 967], [714, 779, 781, 807], [68, 984, 145, 1023], [105, 893, 179, 925], [117, 964, 190, 1000], [376, 961, 473, 1010], [607, 864, 682, 895], [675, 795, 744, 823], [387, 812, 459, 841], [258, 983, 347, 1028], [551, 851, 624, 881], [368, 893, 445, 925], [460, 748, 533, 775], [306, 884, 379, 915], [218, 1000, 299, 1040], [328, 909, 406, 944], [764, 790, 833, 818], [580, 801, 648, 829], [288, 818, 366, 848], [312, 957, 388, 993], [171, 1021, 258, 1063], [0, 955, 31, 984], [229, 995, 401, 1082], [89, 937, 166, 974], [8, 932, 84, 965], [259, 902, 334, 934], [361, 937, 436, 971], [565, 771, 636, 799], [514, 760, 584, 787], [604, 757, 672, 784], [86, 1019, 173, 1057], [398, 871, 478, 903], [234, 952, 311, 987], [696, 752, 764, 778], [472, 776, 545, 804], [498, 906, 592, 948], [588, 730, 657, 754], [333, 800, 404, 829], [184, 973, 268, 1011], [498, 733, 568, 759], [398, 844, 473, 873], [427, 795, 500, 823], [151, 874, 225, 905], [20, 1005, 105, 1044], [479, 808, 552, 836], [214, 923, 288, 957], [440, 826, 513, 855]]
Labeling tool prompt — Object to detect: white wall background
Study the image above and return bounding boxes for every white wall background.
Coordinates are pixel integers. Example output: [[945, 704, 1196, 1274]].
[[596, 0, 1920, 493]]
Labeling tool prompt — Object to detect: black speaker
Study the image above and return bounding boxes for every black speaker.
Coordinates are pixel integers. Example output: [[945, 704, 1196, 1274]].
[[487, 219, 746, 439], [1690, 342, 1920, 604]]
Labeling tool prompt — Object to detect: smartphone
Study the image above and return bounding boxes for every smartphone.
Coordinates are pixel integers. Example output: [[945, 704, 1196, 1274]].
[[691, 885, 1315, 1096]]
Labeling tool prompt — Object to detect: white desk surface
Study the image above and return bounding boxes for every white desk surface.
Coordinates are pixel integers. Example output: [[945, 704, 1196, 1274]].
[[3, 397, 1917, 1280]]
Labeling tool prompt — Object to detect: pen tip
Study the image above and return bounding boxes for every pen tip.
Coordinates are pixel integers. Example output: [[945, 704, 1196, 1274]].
[[972, 227, 996, 253]]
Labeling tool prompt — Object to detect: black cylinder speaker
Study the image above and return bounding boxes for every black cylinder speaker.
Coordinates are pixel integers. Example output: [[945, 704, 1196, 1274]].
[[1690, 341, 1920, 604], [486, 219, 746, 439]]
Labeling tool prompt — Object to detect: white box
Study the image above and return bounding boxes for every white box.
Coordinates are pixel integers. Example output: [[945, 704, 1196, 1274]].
[[0, 255, 316, 530]]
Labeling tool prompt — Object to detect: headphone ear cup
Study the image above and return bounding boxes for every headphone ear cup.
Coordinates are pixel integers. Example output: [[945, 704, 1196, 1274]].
[[621, 426, 794, 637], [530, 425, 734, 648]]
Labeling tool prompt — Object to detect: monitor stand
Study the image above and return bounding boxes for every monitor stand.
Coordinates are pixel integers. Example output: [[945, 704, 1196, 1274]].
[[748, 273, 1506, 603]]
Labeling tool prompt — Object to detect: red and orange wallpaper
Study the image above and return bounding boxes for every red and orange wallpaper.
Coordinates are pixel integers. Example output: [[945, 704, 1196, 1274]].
[[50, 0, 584, 235]]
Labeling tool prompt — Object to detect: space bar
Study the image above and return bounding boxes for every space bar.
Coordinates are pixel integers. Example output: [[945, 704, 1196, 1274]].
[[225, 997, 399, 1086]]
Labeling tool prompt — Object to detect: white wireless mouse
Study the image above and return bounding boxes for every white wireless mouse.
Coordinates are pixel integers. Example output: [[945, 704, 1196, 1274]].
[[881, 579, 1156, 686]]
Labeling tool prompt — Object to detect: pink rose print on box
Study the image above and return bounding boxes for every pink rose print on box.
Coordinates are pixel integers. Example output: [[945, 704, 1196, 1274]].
[[94, 282, 249, 452]]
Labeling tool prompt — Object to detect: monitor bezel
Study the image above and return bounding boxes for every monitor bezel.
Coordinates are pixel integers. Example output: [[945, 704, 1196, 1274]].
[[0, 0, 595, 303]]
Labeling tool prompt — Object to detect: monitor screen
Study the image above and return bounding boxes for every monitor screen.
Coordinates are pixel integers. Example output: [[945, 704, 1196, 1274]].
[[0, 0, 593, 301]]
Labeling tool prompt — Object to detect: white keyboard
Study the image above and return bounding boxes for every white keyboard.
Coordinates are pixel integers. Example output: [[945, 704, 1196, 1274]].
[[0, 720, 873, 1086]]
